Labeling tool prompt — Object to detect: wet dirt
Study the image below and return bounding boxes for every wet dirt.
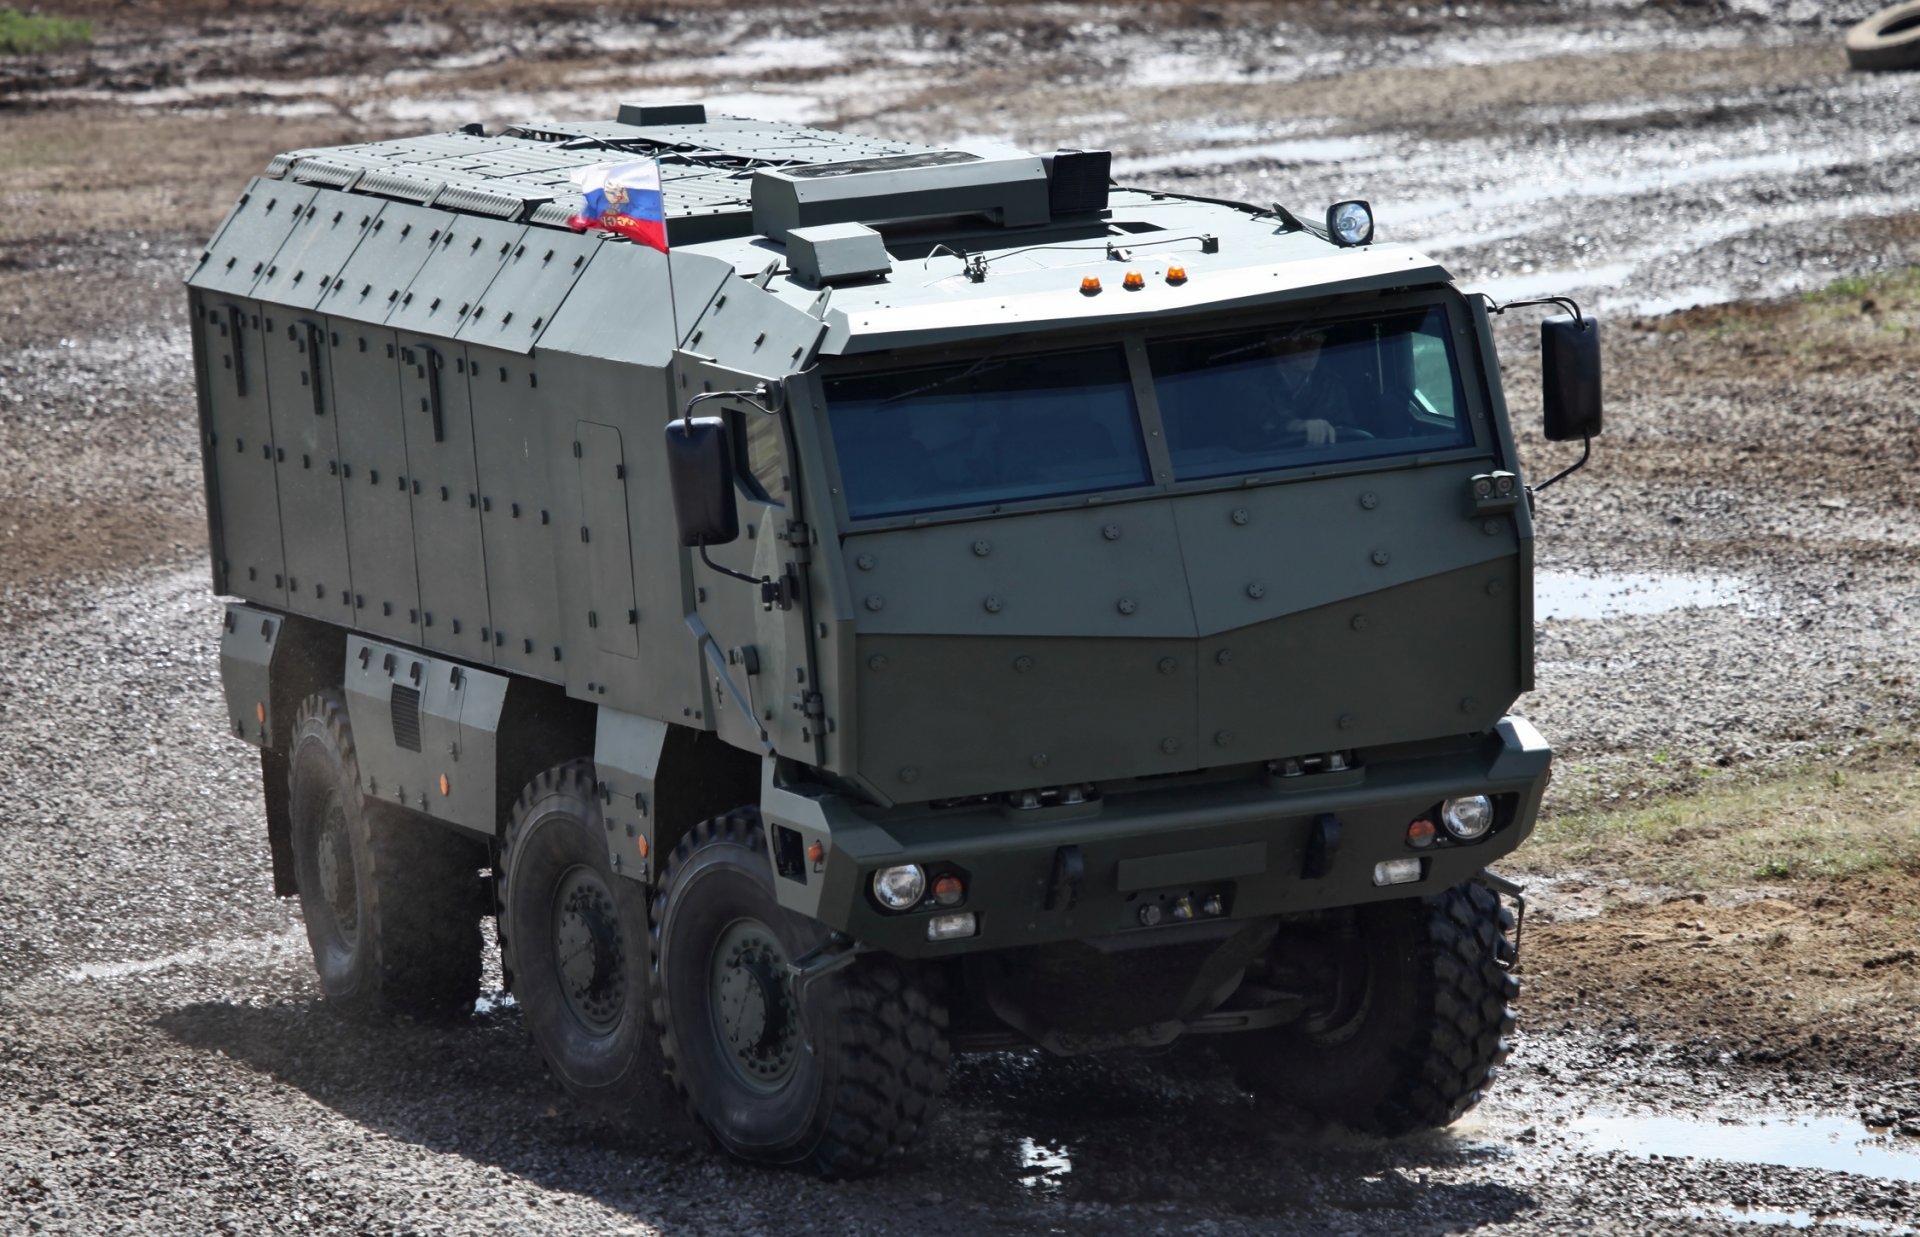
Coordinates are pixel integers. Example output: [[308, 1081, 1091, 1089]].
[[4, 2, 1920, 1232]]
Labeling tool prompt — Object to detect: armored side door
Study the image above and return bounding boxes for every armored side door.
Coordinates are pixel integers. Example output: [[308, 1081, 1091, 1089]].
[[259, 309, 354, 622], [469, 345, 564, 679], [396, 340, 492, 664]]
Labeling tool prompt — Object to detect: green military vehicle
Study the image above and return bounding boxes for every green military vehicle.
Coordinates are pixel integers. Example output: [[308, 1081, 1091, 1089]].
[[191, 103, 1601, 1175]]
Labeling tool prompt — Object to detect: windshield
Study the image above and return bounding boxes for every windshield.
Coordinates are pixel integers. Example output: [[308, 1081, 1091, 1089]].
[[824, 344, 1151, 519], [1149, 304, 1472, 481]]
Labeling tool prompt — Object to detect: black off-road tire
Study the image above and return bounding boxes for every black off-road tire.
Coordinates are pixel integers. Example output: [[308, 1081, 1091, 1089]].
[[286, 691, 483, 1019], [501, 761, 664, 1114], [1228, 880, 1518, 1136], [1848, 2, 1920, 71], [651, 809, 950, 1177]]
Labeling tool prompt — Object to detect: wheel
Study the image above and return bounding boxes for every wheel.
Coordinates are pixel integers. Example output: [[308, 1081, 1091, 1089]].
[[286, 691, 483, 1019], [501, 761, 663, 1113], [1227, 880, 1518, 1136], [652, 809, 950, 1177], [1848, 2, 1920, 71]]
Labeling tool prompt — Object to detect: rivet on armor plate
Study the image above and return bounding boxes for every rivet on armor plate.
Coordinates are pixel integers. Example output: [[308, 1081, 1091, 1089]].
[[1360, 492, 1379, 510], [1483, 519, 1502, 536], [1031, 753, 1050, 769], [1160, 738, 1181, 755], [1371, 549, 1391, 566], [1351, 613, 1369, 632], [1215, 649, 1234, 665], [864, 594, 885, 611], [1158, 657, 1178, 674], [898, 766, 919, 784], [1246, 582, 1266, 600], [1102, 523, 1121, 541], [868, 655, 888, 672], [972, 540, 992, 557], [1486, 579, 1504, 596], [1337, 713, 1356, 730], [1013, 655, 1035, 673], [1116, 597, 1137, 615], [1460, 696, 1480, 714], [856, 553, 875, 571], [1215, 730, 1235, 748], [1231, 508, 1250, 526], [984, 596, 1003, 613]]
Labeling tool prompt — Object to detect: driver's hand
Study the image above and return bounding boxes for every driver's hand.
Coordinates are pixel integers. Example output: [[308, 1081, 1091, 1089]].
[[1286, 418, 1337, 445]]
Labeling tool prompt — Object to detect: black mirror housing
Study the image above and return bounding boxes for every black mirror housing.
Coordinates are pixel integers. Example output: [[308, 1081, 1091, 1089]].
[[664, 416, 740, 548], [1541, 314, 1602, 442]]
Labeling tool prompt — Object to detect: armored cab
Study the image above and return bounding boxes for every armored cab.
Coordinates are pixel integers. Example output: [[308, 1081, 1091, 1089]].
[[192, 103, 1601, 1175]]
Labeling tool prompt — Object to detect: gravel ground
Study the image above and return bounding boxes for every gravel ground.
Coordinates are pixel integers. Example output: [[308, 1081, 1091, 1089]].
[[4, 3, 1920, 1232]]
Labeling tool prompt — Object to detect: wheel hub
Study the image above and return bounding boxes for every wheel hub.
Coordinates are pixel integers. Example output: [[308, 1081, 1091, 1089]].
[[313, 798, 357, 948], [710, 920, 799, 1090], [552, 868, 625, 1033]]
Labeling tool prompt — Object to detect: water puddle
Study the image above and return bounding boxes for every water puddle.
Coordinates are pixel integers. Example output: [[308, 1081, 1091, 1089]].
[[1017, 1137, 1073, 1192], [1573, 1111, 1920, 1184], [1535, 570, 1761, 622], [1677, 1205, 1920, 1235]]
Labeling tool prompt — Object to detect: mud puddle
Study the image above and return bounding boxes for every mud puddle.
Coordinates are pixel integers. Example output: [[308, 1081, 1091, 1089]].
[[1680, 1205, 1920, 1234], [1534, 569, 1768, 622], [1572, 1109, 1920, 1184]]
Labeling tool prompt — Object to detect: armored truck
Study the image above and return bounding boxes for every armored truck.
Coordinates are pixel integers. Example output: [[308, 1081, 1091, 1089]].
[[190, 103, 1602, 1175]]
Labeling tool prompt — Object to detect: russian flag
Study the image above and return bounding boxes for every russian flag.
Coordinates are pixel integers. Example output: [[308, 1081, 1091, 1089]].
[[566, 159, 668, 252]]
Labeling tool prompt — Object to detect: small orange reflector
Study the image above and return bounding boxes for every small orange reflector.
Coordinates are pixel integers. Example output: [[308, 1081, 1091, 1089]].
[[1122, 270, 1145, 291], [255, 702, 266, 725], [932, 874, 965, 906], [1080, 275, 1102, 296], [807, 841, 826, 865], [1407, 818, 1437, 849], [637, 836, 649, 858], [1166, 264, 1188, 285], [439, 773, 450, 797]]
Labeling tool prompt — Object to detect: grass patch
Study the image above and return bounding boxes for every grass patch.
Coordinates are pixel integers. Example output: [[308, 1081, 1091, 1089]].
[[1515, 764, 1920, 888], [0, 9, 92, 55]]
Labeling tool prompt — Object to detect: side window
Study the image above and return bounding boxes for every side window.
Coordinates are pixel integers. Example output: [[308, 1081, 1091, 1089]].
[[1409, 318, 1458, 425], [738, 410, 786, 505]]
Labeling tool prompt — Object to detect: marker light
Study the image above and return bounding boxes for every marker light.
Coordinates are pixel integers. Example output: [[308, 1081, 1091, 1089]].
[[927, 912, 978, 942], [1373, 858, 1424, 887], [872, 864, 927, 910], [1165, 264, 1187, 285], [1406, 817, 1437, 849], [1326, 200, 1375, 247], [439, 773, 450, 797], [1122, 271, 1145, 291], [255, 702, 266, 725], [806, 841, 825, 865], [932, 874, 966, 906], [637, 835, 649, 858], [1080, 275, 1102, 295], [1441, 795, 1495, 841]]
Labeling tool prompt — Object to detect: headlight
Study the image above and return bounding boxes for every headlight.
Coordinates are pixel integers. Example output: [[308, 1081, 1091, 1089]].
[[871, 864, 927, 911], [1440, 795, 1495, 841], [1326, 199, 1374, 247]]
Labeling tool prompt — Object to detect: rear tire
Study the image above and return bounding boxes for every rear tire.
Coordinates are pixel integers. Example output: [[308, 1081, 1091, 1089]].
[[501, 761, 664, 1114], [652, 809, 950, 1177], [286, 691, 483, 1019], [1227, 880, 1518, 1136], [1848, 2, 1920, 71]]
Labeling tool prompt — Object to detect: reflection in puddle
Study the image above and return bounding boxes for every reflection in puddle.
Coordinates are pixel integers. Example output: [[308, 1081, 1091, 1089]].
[[1535, 570, 1760, 622], [1017, 1137, 1073, 1191], [1679, 1205, 1919, 1234], [1574, 1112, 1920, 1184]]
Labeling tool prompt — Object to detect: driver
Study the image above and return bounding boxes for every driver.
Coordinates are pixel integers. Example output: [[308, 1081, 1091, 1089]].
[[1264, 327, 1352, 446]]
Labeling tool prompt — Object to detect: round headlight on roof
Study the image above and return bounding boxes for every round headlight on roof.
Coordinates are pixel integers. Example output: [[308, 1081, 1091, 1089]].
[[1326, 200, 1375, 247]]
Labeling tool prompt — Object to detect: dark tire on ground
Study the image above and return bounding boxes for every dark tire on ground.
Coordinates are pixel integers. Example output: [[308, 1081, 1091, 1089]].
[[652, 809, 950, 1177], [1227, 880, 1518, 1136], [501, 760, 665, 1115], [1847, 2, 1920, 71], [286, 691, 484, 1019]]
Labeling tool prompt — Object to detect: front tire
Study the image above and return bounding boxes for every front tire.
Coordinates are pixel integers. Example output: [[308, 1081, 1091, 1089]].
[[286, 691, 483, 1019], [501, 761, 662, 1113], [1228, 880, 1518, 1136], [652, 810, 950, 1176]]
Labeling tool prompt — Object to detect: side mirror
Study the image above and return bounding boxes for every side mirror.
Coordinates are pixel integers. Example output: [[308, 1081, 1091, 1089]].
[[1541, 315, 1602, 442], [663, 416, 739, 548]]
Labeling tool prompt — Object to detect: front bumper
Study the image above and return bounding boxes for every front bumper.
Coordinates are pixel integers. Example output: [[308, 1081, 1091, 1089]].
[[761, 717, 1551, 958]]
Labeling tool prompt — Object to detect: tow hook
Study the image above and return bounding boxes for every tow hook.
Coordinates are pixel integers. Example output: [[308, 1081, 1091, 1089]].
[[1473, 869, 1527, 973]]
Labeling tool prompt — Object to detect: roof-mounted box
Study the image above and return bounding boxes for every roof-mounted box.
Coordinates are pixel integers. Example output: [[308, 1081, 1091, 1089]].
[[751, 150, 1050, 243], [616, 102, 708, 126], [787, 222, 891, 288]]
